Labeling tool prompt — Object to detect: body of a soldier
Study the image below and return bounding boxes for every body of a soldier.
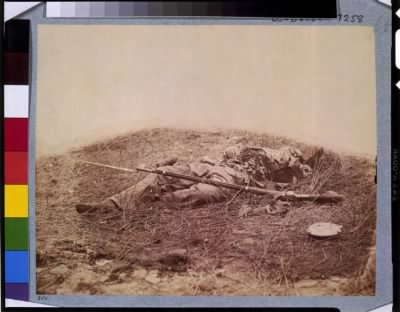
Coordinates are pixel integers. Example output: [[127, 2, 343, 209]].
[[109, 162, 246, 210], [76, 144, 319, 213]]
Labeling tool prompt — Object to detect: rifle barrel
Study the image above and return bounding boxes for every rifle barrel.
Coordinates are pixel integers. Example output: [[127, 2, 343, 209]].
[[81, 160, 137, 173], [137, 167, 277, 195], [136, 167, 345, 203]]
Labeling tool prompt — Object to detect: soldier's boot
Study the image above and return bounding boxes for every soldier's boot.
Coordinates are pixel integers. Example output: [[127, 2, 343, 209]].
[[155, 156, 178, 167], [75, 199, 119, 214]]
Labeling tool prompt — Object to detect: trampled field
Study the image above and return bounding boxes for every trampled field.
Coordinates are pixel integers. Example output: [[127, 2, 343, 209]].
[[36, 128, 376, 296]]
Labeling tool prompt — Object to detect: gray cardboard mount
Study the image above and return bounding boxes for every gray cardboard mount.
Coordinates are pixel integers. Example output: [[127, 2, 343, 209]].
[[21, 0, 392, 310]]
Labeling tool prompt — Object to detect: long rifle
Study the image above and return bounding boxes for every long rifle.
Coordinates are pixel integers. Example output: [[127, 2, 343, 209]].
[[79, 160, 345, 203], [136, 167, 345, 204]]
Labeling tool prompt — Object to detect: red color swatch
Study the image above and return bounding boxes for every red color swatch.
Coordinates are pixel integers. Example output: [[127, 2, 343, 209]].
[[4, 118, 29, 152], [5, 152, 28, 184]]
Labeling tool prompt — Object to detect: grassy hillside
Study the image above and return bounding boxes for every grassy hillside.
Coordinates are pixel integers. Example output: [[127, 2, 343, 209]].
[[36, 127, 376, 295]]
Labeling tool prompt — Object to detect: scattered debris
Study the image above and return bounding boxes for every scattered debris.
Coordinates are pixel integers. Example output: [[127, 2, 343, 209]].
[[159, 249, 188, 266], [133, 268, 148, 279], [238, 204, 253, 217], [306, 222, 343, 239], [198, 276, 217, 292], [238, 200, 290, 217], [168, 248, 187, 257], [36, 128, 376, 296], [111, 260, 132, 274], [242, 238, 256, 246], [145, 270, 161, 284], [49, 264, 69, 276], [95, 259, 113, 266]]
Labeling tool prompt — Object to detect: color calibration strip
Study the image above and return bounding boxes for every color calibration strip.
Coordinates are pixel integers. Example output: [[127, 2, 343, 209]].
[[4, 19, 30, 302], [46, 1, 336, 18]]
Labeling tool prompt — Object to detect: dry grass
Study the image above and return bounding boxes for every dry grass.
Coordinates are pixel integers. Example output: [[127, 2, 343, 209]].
[[36, 127, 376, 295]]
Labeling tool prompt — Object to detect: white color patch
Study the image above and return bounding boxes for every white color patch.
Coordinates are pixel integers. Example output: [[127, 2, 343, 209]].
[[368, 303, 393, 312], [377, 0, 391, 6], [397, 30, 400, 69], [4, 85, 30, 118], [45, 2, 62, 17], [4, 2, 41, 21], [6, 299, 56, 307]]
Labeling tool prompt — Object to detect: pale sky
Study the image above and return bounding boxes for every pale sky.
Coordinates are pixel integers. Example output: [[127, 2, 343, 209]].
[[37, 25, 376, 157]]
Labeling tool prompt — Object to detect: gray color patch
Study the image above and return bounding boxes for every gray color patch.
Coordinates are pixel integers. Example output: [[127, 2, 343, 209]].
[[132, 2, 149, 17], [119, 2, 134, 17], [89, 2, 106, 18], [105, 2, 119, 17], [61, 2, 76, 18], [75, 2, 90, 18]]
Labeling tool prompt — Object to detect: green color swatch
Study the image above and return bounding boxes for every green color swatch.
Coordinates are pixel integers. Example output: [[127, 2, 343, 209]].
[[5, 218, 28, 250]]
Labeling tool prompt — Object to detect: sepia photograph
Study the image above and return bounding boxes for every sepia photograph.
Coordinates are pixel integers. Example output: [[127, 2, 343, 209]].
[[35, 24, 377, 296]]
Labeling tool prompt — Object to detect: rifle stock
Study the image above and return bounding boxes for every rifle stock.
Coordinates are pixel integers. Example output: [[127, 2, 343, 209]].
[[136, 167, 345, 203]]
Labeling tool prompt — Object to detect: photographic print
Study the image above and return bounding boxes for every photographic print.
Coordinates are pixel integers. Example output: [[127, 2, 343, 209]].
[[35, 25, 377, 296]]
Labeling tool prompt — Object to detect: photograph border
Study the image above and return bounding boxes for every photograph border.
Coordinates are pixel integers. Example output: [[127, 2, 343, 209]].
[[2, 1, 395, 311]]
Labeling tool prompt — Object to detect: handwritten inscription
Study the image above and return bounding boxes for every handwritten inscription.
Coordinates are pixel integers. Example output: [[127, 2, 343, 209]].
[[272, 14, 364, 23], [337, 14, 364, 23], [37, 295, 48, 301], [393, 148, 399, 202]]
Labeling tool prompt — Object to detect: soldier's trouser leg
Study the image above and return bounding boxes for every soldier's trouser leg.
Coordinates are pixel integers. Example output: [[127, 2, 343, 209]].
[[160, 183, 228, 207], [109, 164, 195, 209]]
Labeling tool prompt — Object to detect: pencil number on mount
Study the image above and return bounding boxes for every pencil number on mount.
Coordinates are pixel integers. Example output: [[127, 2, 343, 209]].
[[37, 295, 48, 301], [337, 14, 364, 23]]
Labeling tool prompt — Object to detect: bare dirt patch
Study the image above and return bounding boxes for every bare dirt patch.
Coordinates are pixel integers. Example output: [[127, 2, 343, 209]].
[[36, 128, 376, 296]]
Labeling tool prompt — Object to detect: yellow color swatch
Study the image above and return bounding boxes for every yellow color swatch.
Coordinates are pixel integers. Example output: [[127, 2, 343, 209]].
[[5, 185, 28, 217]]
